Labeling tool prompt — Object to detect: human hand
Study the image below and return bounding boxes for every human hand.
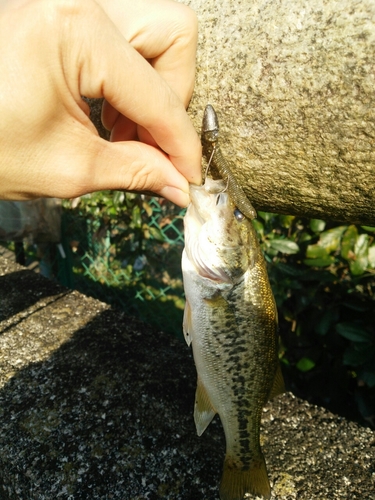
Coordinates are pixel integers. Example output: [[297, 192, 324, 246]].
[[0, 0, 202, 207]]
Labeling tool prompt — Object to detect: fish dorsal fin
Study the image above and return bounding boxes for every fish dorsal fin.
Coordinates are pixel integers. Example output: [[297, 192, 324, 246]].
[[194, 377, 216, 436], [183, 299, 193, 346], [268, 363, 285, 400]]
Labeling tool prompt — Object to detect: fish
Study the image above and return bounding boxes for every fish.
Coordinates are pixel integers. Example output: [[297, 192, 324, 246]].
[[201, 104, 257, 221], [182, 177, 284, 500]]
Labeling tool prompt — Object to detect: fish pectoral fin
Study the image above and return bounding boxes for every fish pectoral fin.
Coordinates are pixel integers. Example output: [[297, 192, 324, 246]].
[[220, 455, 271, 500], [182, 299, 193, 346], [194, 378, 216, 436], [268, 363, 285, 401]]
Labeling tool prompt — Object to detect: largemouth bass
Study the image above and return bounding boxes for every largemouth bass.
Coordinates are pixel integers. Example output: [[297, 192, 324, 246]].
[[182, 178, 284, 500]]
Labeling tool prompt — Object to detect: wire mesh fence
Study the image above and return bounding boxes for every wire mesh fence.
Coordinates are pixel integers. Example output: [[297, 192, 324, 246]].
[[0, 192, 187, 338]]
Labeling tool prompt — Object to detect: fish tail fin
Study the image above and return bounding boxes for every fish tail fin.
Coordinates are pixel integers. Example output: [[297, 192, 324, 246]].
[[219, 455, 271, 500]]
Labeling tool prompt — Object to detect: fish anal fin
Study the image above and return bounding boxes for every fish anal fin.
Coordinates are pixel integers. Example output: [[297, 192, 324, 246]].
[[268, 363, 285, 401], [219, 455, 271, 500], [194, 377, 216, 436], [183, 299, 193, 346]]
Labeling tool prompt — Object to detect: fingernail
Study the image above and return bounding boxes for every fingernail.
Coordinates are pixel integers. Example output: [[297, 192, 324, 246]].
[[160, 186, 190, 207]]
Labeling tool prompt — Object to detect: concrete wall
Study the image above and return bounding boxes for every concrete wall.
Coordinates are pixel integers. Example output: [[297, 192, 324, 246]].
[[185, 0, 375, 224]]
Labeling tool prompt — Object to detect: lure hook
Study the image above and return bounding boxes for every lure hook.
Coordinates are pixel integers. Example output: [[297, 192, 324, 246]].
[[201, 104, 257, 220], [204, 143, 216, 180]]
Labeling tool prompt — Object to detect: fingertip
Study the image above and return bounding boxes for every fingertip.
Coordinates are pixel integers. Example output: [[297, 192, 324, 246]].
[[171, 133, 203, 186], [190, 138, 203, 186], [160, 186, 191, 207], [190, 165, 203, 186]]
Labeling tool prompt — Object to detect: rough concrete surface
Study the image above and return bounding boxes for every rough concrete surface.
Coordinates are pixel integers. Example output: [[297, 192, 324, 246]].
[[0, 257, 374, 499], [184, 0, 375, 224], [88, 0, 375, 223]]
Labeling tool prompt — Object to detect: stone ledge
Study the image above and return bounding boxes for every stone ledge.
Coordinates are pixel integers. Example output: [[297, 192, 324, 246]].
[[0, 257, 374, 499]]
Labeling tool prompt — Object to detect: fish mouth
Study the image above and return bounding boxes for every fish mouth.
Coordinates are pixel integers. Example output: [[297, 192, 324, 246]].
[[185, 178, 244, 284], [189, 184, 208, 208], [190, 178, 227, 200], [189, 179, 229, 223]]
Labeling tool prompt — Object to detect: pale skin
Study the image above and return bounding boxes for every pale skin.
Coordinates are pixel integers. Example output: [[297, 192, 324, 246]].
[[0, 0, 202, 207]]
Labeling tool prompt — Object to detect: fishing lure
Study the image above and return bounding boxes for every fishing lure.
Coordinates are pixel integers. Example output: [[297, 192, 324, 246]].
[[202, 105, 257, 220]]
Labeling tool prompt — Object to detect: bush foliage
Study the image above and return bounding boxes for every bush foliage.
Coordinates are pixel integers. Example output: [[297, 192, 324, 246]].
[[255, 212, 375, 426], [62, 193, 375, 427]]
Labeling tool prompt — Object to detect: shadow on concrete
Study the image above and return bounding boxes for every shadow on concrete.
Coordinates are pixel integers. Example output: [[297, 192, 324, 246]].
[[0, 303, 223, 500], [0, 260, 374, 499], [0, 270, 70, 324]]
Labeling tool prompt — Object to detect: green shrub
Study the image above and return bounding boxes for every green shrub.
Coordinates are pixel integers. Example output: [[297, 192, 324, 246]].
[[255, 213, 375, 426], [62, 192, 375, 426]]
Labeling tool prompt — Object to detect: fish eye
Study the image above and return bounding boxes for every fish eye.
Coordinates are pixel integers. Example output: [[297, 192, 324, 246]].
[[234, 208, 245, 221]]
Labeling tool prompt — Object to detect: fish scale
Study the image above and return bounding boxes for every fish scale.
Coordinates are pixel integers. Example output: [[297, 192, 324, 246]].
[[182, 178, 284, 499]]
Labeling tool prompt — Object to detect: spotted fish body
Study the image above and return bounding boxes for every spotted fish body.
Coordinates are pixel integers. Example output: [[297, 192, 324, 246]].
[[182, 178, 284, 500]]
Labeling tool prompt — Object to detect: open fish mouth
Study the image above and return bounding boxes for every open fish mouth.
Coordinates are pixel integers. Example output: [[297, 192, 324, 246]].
[[185, 178, 251, 284], [190, 179, 228, 209], [185, 180, 237, 283]]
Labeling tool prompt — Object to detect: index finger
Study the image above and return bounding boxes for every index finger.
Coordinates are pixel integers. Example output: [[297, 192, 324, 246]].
[[75, 4, 201, 184], [96, 0, 198, 106]]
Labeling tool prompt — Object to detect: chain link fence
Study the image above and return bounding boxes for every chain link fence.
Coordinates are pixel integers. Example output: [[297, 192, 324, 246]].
[[0, 193, 187, 338]]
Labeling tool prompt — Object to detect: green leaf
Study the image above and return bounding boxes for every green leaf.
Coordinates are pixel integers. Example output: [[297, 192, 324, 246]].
[[315, 308, 340, 336], [264, 246, 279, 258], [349, 261, 367, 276], [309, 219, 326, 232], [336, 322, 373, 343], [257, 211, 275, 223], [343, 344, 375, 366], [275, 262, 308, 278], [318, 226, 347, 253], [252, 219, 264, 238], [147, 227, 164, 241], [342, 300, 370, 312], [299, 231, 313, 244], [304, 227, 347, 261], [361, 225, 375, 233], [305, 245, 329, 259], [142, 201, 153, 217], [355, 233, 369, 255], [358, 369, 375, 388], [349, 234, 369, 275], [269, 239, 299, 254], [368, 245, 375, 268], [113, 191, 125, 205], [303, 256, 335, 267], [279, 215, 295, 228], [107, 207, 117, 216], [131, 206, 142, 228], [341, 225, 358, 259], [296, 357, 315, 372], [298, 269, 336, 282]]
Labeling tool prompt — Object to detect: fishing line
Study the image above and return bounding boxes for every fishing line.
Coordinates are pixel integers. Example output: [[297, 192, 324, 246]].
[[204, 144, 215, 180]]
